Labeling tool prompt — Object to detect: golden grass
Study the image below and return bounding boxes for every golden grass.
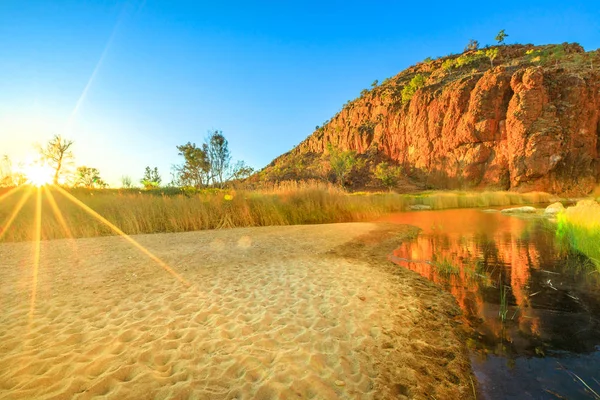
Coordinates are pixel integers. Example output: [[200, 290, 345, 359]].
[[557, 199, 600, 268], [407, 190, 552, 209], [0, 183, 553, 243]]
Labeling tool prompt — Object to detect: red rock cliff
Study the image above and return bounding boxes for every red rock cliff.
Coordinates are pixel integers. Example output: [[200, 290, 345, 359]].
[[264, 44, 600, 194]]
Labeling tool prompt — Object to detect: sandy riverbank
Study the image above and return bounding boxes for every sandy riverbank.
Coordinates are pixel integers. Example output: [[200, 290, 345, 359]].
[[0, 223, 472, 399]]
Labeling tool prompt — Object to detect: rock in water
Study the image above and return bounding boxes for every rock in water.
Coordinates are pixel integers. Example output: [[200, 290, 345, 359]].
[[501, 206, 538, 214], [409, 205, 432, 211], [544, 202, 565, 215]]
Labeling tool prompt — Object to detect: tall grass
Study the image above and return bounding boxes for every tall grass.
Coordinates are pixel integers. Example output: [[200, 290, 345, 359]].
[[407, 190, 552, 209], [0, 183, 553, 243], [557, 200, 600, 269]]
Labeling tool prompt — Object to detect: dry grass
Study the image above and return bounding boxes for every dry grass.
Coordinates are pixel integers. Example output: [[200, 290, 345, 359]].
[[557, 199, 600, 268], [407, 190, 552, 209], [0, 183, 553, 243]]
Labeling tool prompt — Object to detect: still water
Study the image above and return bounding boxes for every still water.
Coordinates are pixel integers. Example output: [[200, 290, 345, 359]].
[[380, 209, 600, 399]]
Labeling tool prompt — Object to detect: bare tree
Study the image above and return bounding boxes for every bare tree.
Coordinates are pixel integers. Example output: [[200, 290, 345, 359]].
[[39, 135, 74, 184]]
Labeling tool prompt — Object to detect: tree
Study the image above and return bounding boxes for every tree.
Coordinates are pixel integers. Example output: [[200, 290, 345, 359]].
[[141, 166, 162, 189], [401, 74, 426, 104], [465, 39, 479, 51], [206, 130, 231, 187], [495, 29, 508, 45], [1, 157, 27, 186], [371, 79, 379, 88], [486, 48, 499, 67], [327, 143, 359, 187], [174, 142, 211, 188], [121, 175, 133, 188], [75, 166, 107, 188], [374, 162, 402, 190], [0, 155, 13, 186], [39, 135, 74, 185], [229, 161, 254, 181]]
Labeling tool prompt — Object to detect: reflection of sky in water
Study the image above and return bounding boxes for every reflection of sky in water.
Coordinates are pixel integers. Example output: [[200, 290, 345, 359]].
[[379, 209, 600, 399]]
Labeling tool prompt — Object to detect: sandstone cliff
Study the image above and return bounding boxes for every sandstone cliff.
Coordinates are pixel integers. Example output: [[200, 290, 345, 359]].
[[261, 44, 600, 194]]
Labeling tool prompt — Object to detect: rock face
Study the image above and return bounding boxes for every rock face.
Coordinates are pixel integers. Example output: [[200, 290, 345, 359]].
[[263, 44, 600, 194]]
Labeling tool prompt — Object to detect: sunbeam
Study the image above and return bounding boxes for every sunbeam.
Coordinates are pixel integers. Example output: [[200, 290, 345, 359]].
[[0, 186, 33, 242], [28, 187, 43, 323], [65, 4, 129, 133], [54, 186, 189, 286], [0, 185, 24, 204], [43, 186, 74, 240]]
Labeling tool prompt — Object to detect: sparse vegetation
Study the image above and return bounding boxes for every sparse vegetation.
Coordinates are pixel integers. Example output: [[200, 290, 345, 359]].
[[526, 44, 567, 66], [465, 39, 479, 51], [358, 121, 376, 137], [401, 74, 426, 104], [442, 58, 455, 71], [455, 51, 487, 69]]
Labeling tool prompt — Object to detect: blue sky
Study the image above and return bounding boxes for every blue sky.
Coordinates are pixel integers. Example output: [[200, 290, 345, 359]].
[[1, 0, 599, 186]]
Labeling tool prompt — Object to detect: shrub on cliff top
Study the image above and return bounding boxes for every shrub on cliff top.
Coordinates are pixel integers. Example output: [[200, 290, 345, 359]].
[[526, 44, 567, 66], [401, 74, 426, 104]]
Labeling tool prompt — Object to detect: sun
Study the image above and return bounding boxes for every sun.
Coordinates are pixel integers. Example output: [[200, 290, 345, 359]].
[[23, 163, 54, 186]]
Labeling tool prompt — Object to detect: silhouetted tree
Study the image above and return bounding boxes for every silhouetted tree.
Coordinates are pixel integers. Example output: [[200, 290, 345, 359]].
[[75, 166, 107, 188], [39, 135, 74, 184]]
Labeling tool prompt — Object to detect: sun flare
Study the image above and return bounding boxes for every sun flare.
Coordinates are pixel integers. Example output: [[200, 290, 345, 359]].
[[23, 164, 54, 186]]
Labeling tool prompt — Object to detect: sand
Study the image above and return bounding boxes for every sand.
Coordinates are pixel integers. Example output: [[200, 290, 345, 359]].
[[0, 223, 473, 399]]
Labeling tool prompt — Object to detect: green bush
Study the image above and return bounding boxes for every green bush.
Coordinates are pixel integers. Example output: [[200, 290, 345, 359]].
[[442, 59, 455, 71], [401, 74, 426, 104], [374, 162, 402, 190]]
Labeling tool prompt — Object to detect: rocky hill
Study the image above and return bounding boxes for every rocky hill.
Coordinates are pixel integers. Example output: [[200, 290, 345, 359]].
[[258, 43, 600, 194]]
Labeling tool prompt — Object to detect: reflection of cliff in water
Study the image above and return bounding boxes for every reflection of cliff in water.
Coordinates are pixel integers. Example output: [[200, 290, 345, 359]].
[[382, 209, 600, 358]]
